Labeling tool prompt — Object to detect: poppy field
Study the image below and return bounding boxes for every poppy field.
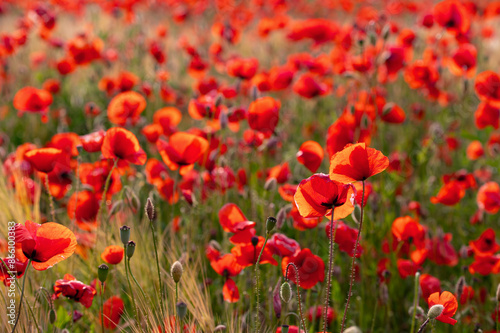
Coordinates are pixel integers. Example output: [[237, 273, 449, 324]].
[[1, 0, 500, 332]]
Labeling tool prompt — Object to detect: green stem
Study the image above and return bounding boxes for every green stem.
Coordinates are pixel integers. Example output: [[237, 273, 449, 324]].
[[97, 159, 118, 244], [100, 283, 105, 333], [45, 176, 55, 222], [410, 272, 421, 333], [11, 259, 31, 333], [124, 246, 138, 324], [149, 219, 166, 327], [322, 207, 337, 332], [129, 258, 148, 301], [285, 263, 307, 333], [254, 232, 270, 333], [417, 318, 429, 333], [340, 180, 365, 333]]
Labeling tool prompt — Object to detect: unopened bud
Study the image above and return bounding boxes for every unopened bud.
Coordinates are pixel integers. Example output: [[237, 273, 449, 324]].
[[276, 206, 287, 229], [280, 281, 292, 303], [380, 282, 389, 305], [176, 301, 188, 320], [264, 177, 277, 191], [427, 304, 444, 319], [120, 226, 130, 245], [266, 216, 276, 234], [49, 308, 56, 324], [252, 86, 259, 101], [126, 241, 136, 258], [171, 261, 183, 283], [215, 94, 223, 107], [496, 283, 500, 302], [109, 200, 124, 218], [455, 276, 466, 300], [98, 264, 109, 283], [145, 198, 156, 221]]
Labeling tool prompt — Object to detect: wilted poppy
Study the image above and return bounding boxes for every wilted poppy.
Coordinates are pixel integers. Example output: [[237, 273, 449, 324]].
[[329, 143, 389, 183], [53, 274, 96, 308], [107, 91, 146, 126], [101, 127, 147, 165], [281, 248, 325, 289], [427, 291, 458, 325], [15, 220, 77, 270]]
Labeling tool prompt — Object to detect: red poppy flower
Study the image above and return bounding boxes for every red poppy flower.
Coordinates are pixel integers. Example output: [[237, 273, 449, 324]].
[[155, 177, 179, 204], [101, 245, 124, 265], [427, 234, 458, 267], [469, 228, 500, 256], [325, 220, 362, 257], [231, 236, 278, 267], [396, 259, 420, 279], [142, 124, 162, 143], [79, 161, 122, 196], [13, 86, 53, 116], [15, 221, 77, 270], [475, 71, 500, 107], [458, 285, 475, 305], [226, 57, 258, 80], [294, 173, 354, 219], [308, 305, 336, 324], [420, 274, 441, 300], [289, 202, 322, 230], [287, 18, 338, 45], [276, 326, 305, 333], [475, 103, 499, 129], [380, 103, 406, 124], [101, 127, 147, 165], [466, 141, 484, 160], [153, 107, 182, 135], [67, 190, 99, 231], [477, 181, 500, 214], [296, 140, 324, 173], [267, 162, 291, 184], [427, 291, 458, 325], [47, 133, 81, 157], [329, 143, 389, 183], [222, 278, 239, 303], [268, 233, 301, 257], [292, 73, 329, 98], [281, 248, 325, 289], [24, 148, 64, 173], [469, 254, 500, 275], [157, 132, 209, 175], [248, 97, 280, 135], [0, 258, 27, 286], [101, 295, 124, 329], [433, 0, 470, 36], [391, 216, 427, 255], [80, 130, 105, 153], [430, 180, 465, 206], [53, 274, 97, 308], [107, 91, 146, 126], [210, 254, 243, 278], [448, 43, 476, 78]]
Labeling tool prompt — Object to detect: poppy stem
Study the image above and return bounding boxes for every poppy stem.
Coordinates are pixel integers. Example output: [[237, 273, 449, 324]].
[[128, 258, 148, 301], [340, 180, 365, 333], [254, 232, 270, 333], [124, 245, 138, 325], [100, 282, 105, 333], [11, 259, 31, 333], [44, 176, 55, 222], [417, 318, 430, 333], [322, 207, 337, 333], [98, 158, 118, 244], [285, 262, 307, 333], [149, 218, 166, 330], [410, 272, 421, 333]]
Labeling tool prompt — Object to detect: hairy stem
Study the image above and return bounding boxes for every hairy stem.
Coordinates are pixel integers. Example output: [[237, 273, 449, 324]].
[[417, 318, 430, 333], [11, 259, 31, 333], [410, 272, 421, 333], [322, 207, 337, 332], [254, 232, 270, 333], [285, 262, 307, 333]]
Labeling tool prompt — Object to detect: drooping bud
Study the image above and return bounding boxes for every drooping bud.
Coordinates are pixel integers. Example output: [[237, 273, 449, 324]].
[[171, 261, 183, 283], [280, 281, 292, 303], [455, 276, 466, 301], [145, 197, 156, 221], [109, 200, 124, 218], [264, 177, 277, 191], [120, 226, 130, 245], [266, 216, 276, 234], [215, 93, 223, 107], [126, 241, 136, 258], [49, 308, 56, 324], [98, 264, 109, 283], [176, 301, 188, 320], [124, 186, 140, 212], [276, 206, 288, 229], [427, 304, 444, 319], [273, 278, 282, 319]]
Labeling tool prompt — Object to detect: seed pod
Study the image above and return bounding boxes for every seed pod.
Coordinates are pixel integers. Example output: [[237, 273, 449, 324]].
[[120, 226, 130, 245], [98, 264, 109, 283], [126, 241, 136, 258], [427, 304, 444, 319], [176, 301, 188, 320], [266, 216, 276, 234], [251, 236, 259, 247], [280, 281, 292, 303], [171, 261, 183, 283], [281, 325, 289, 333]]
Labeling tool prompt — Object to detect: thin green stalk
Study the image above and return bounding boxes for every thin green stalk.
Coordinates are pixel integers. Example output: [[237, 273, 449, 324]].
[[149, 219, 166, 326], [100, 282, 105, 333], [417, 318, 430, 333], [97, 159, 118, 244], [322, 207, 337, 333], [410, 272, 421, 333], [254, 232, 270, 333], [340, 180, 365, 333], [124, 245, 138, 324], [11, 259, 31, 333], [128, 258, 148, 301], [44, 176, 55, 222]]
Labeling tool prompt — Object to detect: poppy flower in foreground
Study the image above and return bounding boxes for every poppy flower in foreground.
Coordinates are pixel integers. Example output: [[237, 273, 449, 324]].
[[101, 127, 147, 165], [281, 248, 325, 289], [329, 143, 389, 184], [157, 132, 209, 175], [24, 148, 64, 174], [15, 221, 77, 270], [427, 291, 458, 325], [294, 173, 354, 219], [53, 274, 97, 308]]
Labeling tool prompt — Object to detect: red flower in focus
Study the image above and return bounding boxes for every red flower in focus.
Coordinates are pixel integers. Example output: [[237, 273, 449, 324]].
[[101, 295, 124, 329], [282, 248, 325, 289], [101, 127, 147, 165], [101, 245, 124, 265], [218, 203, 255, 244], [427, 291, 458, 325], [296, 140, 324, 173], [53, 274, 96, 308], [231, 236, 278, 267], [329, 143, 389, 183], [248, 97, 280, 135], [157, 132, 209, 175], [210, 254, 244, 303], [24, 148, 64, 173], [15, 221, 77, 270], [294, 173, 354, 219]]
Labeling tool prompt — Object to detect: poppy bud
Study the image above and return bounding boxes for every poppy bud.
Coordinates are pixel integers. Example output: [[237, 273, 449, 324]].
[[427, 304, 444, 319], [273, 278, 282, 319], [281, 325, 289, 333], [49, 309, 56, 324], [214, 325, 226, 331], [264, 177, 277, 191], [171, 261, 183, 283], [176, 301, 188, 320], [124, 187, 140, 212], [251, 236, 259, 247], [266, 216, 276, 234], [280, 281, 292, 303], [98, 264, 109, 283], [209, 240, 222, 252], [351, 204, 361, 224], [126, 241, 136, 258], [109, 200, 124, 218], [219, 110, 228, 129], [252, 85, 258, 101], [455, 276, 465, 300], [382, 24, 390, 40], [369, 32, 377, 46], [408, 305, 424, 317], [215, 93, 223, 107], [145, 197, 156, 222], [380, 282, 389, 305], [120, 226, 131, 245]]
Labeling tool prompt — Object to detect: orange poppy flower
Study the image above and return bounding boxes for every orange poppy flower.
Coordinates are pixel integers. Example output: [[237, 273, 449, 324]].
[[248, 96, 280, 134], [329, 143, 389, 183], [427, 291, 458, 325], [24, 148, 64, 173], [107, 91, 146, 126], [281, 248, 325, 289], [101, 295, 124, 329], [101, 245, 124, 265], [13, 87, 53, 116], [294, 173, 354, 219], [430, 180, 465, 206], [101, 127, 147, 165], [476, 181, 500, 214], [157, 132, 209, 175], [231, 236, 278, 267], [296, 140, 324, 173], [141, 124, 163, 143], [222, 277, 239, 303], [466, 140, 484, 160], [47, 132, 81, 156], [67, 190, 99, 231], [153, 107, 182, 135], [433, 0, 470, 36], [447, 43, 476, 78], [15, 220, 77, 270]]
